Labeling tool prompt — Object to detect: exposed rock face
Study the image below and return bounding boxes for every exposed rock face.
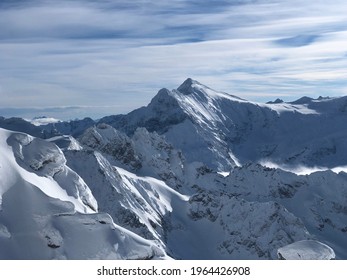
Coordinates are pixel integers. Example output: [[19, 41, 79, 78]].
[[78, 123, 186, 190], [79, 123, 142, 170], [188, 191, 310, 259]]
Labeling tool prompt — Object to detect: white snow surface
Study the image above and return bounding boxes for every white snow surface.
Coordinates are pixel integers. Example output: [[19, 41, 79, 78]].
[[0, 128, 167, 260], [277, 240, 335, 260], [2, 128, 95, 213]]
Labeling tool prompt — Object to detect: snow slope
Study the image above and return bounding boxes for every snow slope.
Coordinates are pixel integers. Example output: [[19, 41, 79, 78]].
[[277, 240, 335, 260], [0, 128, 166, 260], [64, 148, 188, 244], [64, 127, 190, 252]]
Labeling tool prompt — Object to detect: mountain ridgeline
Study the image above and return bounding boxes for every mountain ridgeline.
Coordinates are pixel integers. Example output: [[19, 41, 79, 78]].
[[1, 79, 346, 259]]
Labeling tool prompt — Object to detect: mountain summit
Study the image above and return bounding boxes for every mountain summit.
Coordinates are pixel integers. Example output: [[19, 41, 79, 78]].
[[177, 78, 244, 101], [177, 78, 196, 94]]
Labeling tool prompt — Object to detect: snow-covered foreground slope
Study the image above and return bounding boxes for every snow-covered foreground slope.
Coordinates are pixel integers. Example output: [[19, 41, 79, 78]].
[[64, 148, 188, 244], [0, 128, 166, 260]]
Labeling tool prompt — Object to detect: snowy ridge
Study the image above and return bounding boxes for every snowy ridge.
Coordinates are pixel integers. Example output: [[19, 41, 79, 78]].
[[79, 124, 142, 170], [4, 129, 96, 213], [0, 128, 167, 259], [79, 123, 186, 189], [67, 123, 191, 249], [63, 146, 188, 248]]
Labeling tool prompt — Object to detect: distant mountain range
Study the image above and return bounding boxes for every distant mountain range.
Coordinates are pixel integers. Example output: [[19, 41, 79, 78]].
[[1, 79, 346, 259]]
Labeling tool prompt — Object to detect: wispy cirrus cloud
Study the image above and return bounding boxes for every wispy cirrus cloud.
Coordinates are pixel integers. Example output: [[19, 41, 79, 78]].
[[1, 0, 347, 119]]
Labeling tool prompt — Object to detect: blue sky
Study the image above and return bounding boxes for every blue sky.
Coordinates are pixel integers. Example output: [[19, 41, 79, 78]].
[[1, 0, 347, 120]]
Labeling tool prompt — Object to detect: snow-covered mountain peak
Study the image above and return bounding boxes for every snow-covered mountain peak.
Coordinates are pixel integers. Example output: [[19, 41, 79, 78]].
[[80, 123, 128, 149], [290, 96, 314, 105], [174, 79, 321, 117], [176, 78, 199, 95], [148, 87, 182, 113], [173, 79, 233, 123], [176, 78, 244, 102], [95, 80, 347, 171]]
